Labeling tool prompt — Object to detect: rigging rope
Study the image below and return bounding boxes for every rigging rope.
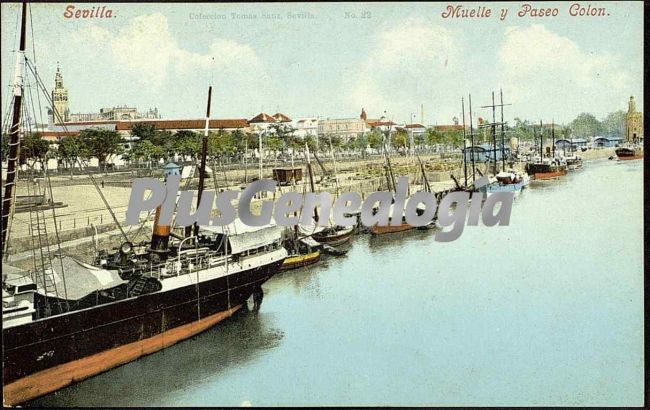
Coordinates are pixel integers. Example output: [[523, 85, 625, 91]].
[[24, 58, 130, 244]]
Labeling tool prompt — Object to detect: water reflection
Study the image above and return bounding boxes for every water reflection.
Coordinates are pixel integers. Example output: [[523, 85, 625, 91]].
[[27, 307, 285, 407], [26, 158, 644, 406]]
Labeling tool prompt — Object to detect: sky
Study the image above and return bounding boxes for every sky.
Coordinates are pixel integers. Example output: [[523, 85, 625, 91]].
[[0, 2, 644, 126]]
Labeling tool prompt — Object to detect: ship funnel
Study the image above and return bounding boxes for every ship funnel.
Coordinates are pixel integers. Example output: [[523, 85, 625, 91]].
[[150, 163, 180, 253]]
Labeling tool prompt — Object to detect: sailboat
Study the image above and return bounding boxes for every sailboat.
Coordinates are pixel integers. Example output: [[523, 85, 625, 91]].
[[370, 137, 417, 235], [280, 233, 322, 271], [476, 90, 529, 193], [2, 7, 287, 405], [300, 143, 355, 245], [558, 131, 583, 170], [281, 209, 322, 271]]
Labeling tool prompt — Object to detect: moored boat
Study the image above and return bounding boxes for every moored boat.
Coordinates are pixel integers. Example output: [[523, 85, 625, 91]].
[[525, 157, 567, 180], [370, 204, 416, 235], [312, 225, 355, 246], [565, 155, 583, 170], [479, 170, 530, 193], [3, 219, 287, 406], [615, 146, 644, 160], [281, 236, 322, 271], [1, 15, 287, 403]]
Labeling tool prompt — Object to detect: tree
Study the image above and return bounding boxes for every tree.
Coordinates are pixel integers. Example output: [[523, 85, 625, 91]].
[[328, 134, 343, 149], [445, 129, 464, 148], [569, 113, 602, 138], [207, 130, 236, 160], [130, 122, 175, 158], [173, 130, 201, 161], [367, 129, 384, 150], [266, 134, 284, 154], [304, 136, 318, 153], [57, 135, 90, 177], [351, 134, 369, 157], [392, 130, 408, 151], [414, 133, 425, 147], [601, 111, 626, 138], [80, 128, 124, 172], [21, 133, 50, 169], [425, 128, 443, 146], [231, 129, 248, 154], [130, 122, 157, 142], [130, 139, 156, 167], [511, 118, 534, 141]]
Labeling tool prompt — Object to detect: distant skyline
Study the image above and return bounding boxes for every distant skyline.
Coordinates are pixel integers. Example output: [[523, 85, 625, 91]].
[[1, 2, 643, 126]]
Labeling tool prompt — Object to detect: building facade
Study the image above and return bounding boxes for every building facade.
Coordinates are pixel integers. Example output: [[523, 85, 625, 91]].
[[592, 136, 623, 148], [318, 118, 368, 142], [625, 96, 643, 143], [293, 117, 318, 138], [69, 106, 161, 122], [554, 138, 588, 150]]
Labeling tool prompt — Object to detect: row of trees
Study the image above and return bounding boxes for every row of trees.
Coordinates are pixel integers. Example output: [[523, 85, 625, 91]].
[[125, 122, 464, 163], [0, 129, 124, 173], [0, 110, 625, 169], [509, 111, 626, 142], [0, 124, 503, 171]]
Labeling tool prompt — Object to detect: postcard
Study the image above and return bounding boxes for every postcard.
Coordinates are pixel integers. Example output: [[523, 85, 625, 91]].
[[0, 1, 644, 407]]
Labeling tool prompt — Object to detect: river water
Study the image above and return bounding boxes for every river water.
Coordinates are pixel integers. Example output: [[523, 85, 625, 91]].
[[29, 158, 644, 407]]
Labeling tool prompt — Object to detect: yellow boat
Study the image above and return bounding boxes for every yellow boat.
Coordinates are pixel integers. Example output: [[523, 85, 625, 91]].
[[281, 250, 321, 271]]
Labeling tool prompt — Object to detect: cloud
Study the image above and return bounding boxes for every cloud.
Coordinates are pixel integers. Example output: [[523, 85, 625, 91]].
[[496, 24, 637, 122], [348, 18, 462, 123], [56, 13, 273, 117], [93, 13, 264, 89]]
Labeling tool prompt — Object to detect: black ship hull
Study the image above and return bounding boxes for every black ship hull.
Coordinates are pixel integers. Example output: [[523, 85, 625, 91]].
[[525, 162, 567, 180], [615, 147, 643, 160], [3, 258, 284, 405]]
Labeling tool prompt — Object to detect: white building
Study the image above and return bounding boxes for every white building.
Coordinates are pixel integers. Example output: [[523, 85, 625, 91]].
[[318, 118, 368, 142], [403, 123, 426, 138], [293, 117, 318, 138]]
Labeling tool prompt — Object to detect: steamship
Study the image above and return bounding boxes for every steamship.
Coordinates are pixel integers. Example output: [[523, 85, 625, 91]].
[[615, 145, 644, 160], [3, 199, 287, 406], [2, 5, 287, 404], [525, 156, 568, 180]]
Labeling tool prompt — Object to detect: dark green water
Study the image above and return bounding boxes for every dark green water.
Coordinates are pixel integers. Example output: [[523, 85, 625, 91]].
[[29, 159, 644, 406]]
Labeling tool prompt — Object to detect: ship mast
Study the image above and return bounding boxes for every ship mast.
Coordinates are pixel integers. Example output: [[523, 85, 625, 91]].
[[1, 2, 27, 253], [480, 90, 511, 176], [491, 91, 497, 175], [468, 94, 476, 181], [192, 86, 212, 238], [461, 97, 468, 188], [551, 121, 556, 158], [499, 89, 506, 170], [539, 120, 544, 159], [305, 143, 318, 222]]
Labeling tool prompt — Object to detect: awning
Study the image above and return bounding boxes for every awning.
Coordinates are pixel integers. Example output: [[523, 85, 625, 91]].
[[226, 225, 284, 254], [41, 256, 127, 301]]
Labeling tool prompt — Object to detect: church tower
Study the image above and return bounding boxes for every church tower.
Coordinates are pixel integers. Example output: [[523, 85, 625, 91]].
[[51, 63, 69, 123], [625, 96, 643, 143]]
